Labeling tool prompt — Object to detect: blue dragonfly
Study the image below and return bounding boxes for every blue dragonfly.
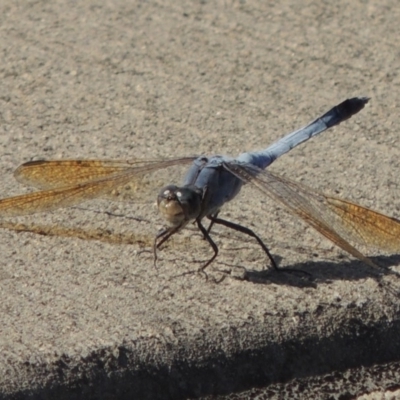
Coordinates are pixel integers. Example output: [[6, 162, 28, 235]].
[[1, 97, 399, 275]]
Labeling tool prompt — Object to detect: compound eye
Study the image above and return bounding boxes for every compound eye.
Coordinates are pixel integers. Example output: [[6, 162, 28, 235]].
[[157, 185, 203, 226], [172, 186, 203, 220], [157, 185, 184, 226], [157, 185, 178, 202]]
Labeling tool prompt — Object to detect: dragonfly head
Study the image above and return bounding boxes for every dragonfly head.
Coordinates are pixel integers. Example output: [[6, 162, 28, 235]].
[[157, 185, 203, 227]]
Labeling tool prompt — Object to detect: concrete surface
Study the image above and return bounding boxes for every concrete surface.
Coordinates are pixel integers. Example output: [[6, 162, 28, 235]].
[[1, 0, 400, 399]]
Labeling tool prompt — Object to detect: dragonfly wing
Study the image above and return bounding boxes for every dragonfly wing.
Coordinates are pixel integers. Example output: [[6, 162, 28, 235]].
[[14, 159, 142, 188], [15, 158, 197, 188], [323, 197, 400, 252], [224, 162, 400, 270], [0, 157, 197, 216], [13, 157, 197, 202], [0, 173, 139, 216]]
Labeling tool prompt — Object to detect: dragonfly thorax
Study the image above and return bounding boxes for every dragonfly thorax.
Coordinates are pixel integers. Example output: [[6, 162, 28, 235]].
[[157, 185, 203, 227]]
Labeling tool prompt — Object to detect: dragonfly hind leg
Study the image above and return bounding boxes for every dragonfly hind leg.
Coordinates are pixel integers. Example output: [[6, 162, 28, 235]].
[[207, 215, 311, 277]]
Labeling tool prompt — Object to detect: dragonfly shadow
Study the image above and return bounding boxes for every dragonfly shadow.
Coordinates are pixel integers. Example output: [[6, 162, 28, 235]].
[[241, 254, 400, 289], [72, 205, 152, 223]]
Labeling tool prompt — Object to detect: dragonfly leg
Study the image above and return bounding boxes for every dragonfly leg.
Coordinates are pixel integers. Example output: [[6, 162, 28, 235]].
[[207, 215, 278, 271], [203, 211, 219, 236], [153, 225, 182, 269], [208, 216, 311, 277], [195, 219, 219, 279]]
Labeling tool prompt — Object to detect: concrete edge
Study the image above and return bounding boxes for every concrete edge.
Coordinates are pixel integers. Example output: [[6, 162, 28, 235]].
[[2, 315, 400, 399]]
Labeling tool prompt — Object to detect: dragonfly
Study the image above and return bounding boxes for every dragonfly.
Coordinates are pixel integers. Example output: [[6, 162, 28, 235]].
[[0, 97, 400, 278]]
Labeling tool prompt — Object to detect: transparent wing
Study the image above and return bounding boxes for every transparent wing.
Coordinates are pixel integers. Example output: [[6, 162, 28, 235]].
[[0, 157, 197, 217], [224, 162, 400, 270]]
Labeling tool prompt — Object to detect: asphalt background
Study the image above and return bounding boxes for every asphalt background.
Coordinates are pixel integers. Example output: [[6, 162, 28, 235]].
[[1, 1, 400, 399]]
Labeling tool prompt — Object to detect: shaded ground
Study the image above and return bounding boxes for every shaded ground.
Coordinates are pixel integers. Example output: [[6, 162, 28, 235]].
[[200, 361, 400, 400]]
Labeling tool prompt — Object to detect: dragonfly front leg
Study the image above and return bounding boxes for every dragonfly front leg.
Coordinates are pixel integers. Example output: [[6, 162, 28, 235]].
[[153, 225, 182, 268]]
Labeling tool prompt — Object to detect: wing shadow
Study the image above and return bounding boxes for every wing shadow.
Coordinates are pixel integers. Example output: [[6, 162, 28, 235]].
[[240, 254, 400, 290]]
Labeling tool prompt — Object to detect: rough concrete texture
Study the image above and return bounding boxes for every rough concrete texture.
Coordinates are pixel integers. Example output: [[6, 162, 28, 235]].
[[1, 1, 400, 399]]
